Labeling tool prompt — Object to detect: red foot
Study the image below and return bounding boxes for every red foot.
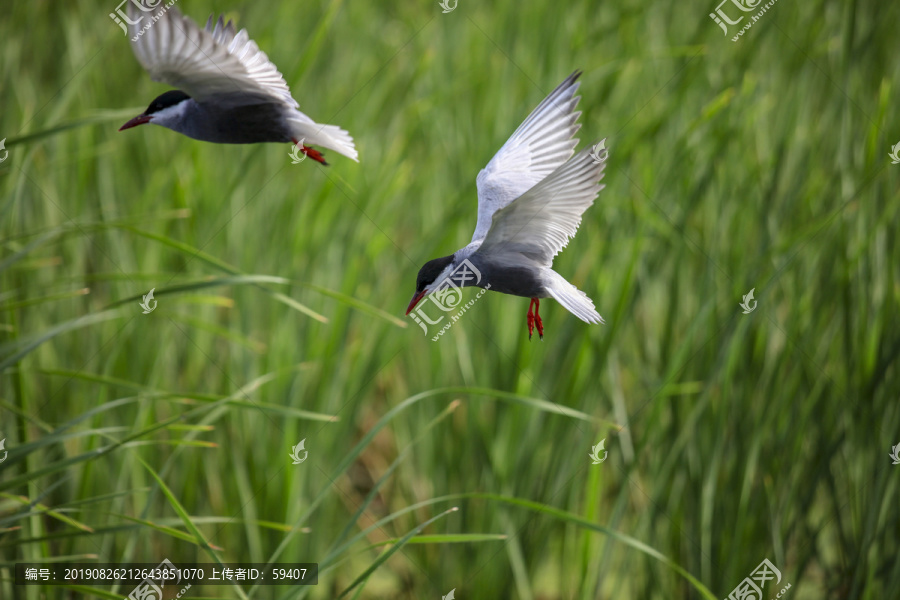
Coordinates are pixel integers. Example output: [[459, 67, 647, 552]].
[[527, 298, 536, 340], [534, 298, 544, 340], [292, 138, 328, 165]]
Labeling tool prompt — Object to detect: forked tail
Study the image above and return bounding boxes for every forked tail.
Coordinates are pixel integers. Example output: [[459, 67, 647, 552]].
[[544, 269, 604, 324], [288, 118, 359, 163]]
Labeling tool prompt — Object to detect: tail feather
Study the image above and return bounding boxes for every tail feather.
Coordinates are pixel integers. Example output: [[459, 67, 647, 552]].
[[288, 119, 359, 162], [544, 270, 604, 324]]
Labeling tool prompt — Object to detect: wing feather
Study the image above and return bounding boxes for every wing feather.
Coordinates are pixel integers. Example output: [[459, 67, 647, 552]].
[[472, 71, 584, 244], [474, 142, 607, 267], [128, 5, 298, 108]]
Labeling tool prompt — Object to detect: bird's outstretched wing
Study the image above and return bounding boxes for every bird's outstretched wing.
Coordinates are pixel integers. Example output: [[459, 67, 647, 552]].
[[474, 143, 606, 268], [471, 71, 583, 244], [128, 5, 297, 108]]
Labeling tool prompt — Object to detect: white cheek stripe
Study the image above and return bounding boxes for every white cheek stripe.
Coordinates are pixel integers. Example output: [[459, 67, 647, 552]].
[[426, 263, 458, 293], [149, 101, 189, 127]]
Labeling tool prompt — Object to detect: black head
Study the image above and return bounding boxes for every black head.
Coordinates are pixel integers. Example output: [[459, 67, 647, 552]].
[[119, 90, 191, 131], [144, 90, 191, 115], [406, 255, 454, 314]]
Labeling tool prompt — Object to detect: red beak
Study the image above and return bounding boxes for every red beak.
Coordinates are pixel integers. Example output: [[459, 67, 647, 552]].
[[406, 291, 426, 315], [119, 114, 152, 131]]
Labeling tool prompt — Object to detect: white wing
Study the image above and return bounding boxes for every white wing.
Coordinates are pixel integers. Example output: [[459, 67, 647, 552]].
[[471, 71, 583, 244], [128, 5, 297, 108], [474, 143, 606, 267]]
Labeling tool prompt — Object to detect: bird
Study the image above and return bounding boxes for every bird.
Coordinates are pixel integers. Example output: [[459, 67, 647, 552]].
[[405, 71, 606, 340], [119, 5, 357, 164]]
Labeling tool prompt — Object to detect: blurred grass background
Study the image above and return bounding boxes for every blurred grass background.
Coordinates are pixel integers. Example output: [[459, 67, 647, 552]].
[[1, 0, 899, 598]]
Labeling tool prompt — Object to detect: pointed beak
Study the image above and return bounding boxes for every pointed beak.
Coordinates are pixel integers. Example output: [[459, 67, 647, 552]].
[[406, 290, 427, 315], [119, 114, 152, 131]]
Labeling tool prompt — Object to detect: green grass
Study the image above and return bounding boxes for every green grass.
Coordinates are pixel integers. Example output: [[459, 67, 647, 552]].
[[2, 0, 899, 598]]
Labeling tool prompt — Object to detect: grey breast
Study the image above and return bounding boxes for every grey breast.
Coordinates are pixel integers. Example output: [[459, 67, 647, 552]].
[[468, 255, 546, 298], [182, 99, 294, 144]]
